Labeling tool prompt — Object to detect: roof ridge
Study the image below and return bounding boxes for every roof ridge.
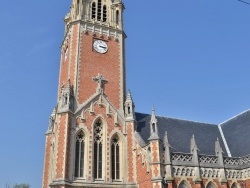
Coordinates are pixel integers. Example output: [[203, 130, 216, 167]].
[[219, 109, 250, 126]]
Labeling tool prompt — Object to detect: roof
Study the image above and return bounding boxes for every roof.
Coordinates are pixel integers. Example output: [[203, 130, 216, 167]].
[[220, 110, 250, 157], [135, 112, 227, 156]]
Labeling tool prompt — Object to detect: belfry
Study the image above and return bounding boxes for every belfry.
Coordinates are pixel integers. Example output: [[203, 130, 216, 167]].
[[43, 1, 250, 188]]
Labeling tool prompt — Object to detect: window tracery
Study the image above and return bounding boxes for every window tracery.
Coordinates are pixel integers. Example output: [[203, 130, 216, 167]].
[[231, 183, 237, 188], [97, 0, 102, 21], [92, 2, 96, 19], [94, 120, 103, 179], [206, 182, 216, 188], [111, 134, 120, 180], [178, 181, 189, 188], [74, 131, 85, 178], [91, 0, 107, 22], [103, 5, 107, 22]]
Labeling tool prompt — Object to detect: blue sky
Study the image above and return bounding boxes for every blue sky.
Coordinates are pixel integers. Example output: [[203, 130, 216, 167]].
[[0, 0, 249, 187]]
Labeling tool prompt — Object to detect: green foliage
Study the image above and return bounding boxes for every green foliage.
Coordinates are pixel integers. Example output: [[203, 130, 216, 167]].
[[12, 184, 30, 188]]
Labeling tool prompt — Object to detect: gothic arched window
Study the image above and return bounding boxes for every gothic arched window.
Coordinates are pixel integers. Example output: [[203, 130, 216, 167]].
[[94, 120, 103, 179], [74, 131, 85, 178], [97, 0, 102, 21], [152, 123, 156, 133], [178, 180, 189, 188], [92, 2, 96, 19], [111, 134, 120, 180], [116, 10, 119, 24], [103, 5, 107, 22], [206, 182, 216, 188], [231, 183, 237, 188]]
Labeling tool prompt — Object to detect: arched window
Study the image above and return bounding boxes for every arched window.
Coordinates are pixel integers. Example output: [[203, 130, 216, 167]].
[[92, 2, 96, 19], [94, 120, 103, 179], [178, 180, 189, 188], [231, 183, 237, 188], [74, 131, 85, 178], [116, 10, 119, 24], [206, 182, 216, 188], [152, 123, 156, 133], [97, 0, 102, 21], [103, 5, 107, 22], [111, 134, 120, 180]]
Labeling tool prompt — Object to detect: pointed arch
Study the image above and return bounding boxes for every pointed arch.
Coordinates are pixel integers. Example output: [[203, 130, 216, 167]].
[[93, 118, 104, 179], [231, 182, 238, 188], [116, 10, 119, 24], [91, 2, 96, 19], [206, 182, 217, 188], [103, 5, 107, 22], [178, 180, 190, 188], [97, 0, 102, 21], [74, 130, 85, 178], [111, 133, 120, 180]]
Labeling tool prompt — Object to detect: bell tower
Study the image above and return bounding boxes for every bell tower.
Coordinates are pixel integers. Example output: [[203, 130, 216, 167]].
[[60, 0, 126, 112], [43, 1, 137, 188]]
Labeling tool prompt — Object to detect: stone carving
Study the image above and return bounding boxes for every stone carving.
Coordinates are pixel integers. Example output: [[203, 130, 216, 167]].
[[93, 73, 108, 93], [241, 155, 250, 166], [199, 155, 218, 164], [200, 168, 220, 178], [136, 144, 151, 173], [224, 157, 241, 166], [172, 153, 193, 163], [173, 166, 194, 177]]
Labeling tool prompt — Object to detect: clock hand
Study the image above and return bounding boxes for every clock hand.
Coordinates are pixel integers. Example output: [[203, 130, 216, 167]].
[[99, 45, 107, 49]]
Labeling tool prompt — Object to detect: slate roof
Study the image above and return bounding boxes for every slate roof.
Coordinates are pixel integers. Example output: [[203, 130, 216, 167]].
[[135, 112, 227, 156], [220, 110, 250, 157]]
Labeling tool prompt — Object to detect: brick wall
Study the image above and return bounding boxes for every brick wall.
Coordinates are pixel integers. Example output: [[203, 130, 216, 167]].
[[78, 33, 121, 109]]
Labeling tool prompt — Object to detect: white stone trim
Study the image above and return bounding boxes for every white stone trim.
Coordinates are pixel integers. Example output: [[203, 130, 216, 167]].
[[218, 124, 232, 157]]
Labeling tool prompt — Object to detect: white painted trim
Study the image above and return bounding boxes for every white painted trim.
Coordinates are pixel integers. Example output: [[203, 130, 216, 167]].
[[218, 124, 232, 157]]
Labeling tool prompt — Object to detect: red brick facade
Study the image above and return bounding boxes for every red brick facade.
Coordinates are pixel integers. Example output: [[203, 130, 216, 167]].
[[42, 1, 250, 188]]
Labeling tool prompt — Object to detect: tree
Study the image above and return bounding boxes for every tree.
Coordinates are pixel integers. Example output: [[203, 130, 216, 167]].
[[12, 184, 30, 188]]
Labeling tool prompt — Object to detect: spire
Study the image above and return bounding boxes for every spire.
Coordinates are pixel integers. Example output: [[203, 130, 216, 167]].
[[215, 138, 223, 156], [190, 135, 199, 165], [148, 106, 160, 141], [163, 131, 169, 148], [124, 90, 135, 121], [215, 138, 224, 167], [215, 138, 227, 183], [190, 135, 199, 153], [190, 135, 202, 183], [163, 131, 173, 180]]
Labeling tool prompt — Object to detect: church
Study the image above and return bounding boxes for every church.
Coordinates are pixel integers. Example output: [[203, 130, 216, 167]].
[[42, 0, 250, 188]]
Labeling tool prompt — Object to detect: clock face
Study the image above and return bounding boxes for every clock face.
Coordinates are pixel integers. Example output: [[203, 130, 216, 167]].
[[93, 40, 108, 54]]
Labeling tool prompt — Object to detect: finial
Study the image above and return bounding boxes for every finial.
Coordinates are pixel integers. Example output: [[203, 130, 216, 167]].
[[164, 131, 170, 147], [190, 134, 199, 153], [126, 90, 133, 101], [148, 106, 159, 140], [150, 106, 157, 123]]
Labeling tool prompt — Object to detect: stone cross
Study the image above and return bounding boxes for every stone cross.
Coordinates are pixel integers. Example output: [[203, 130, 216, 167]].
[[93, 73, 108, 93]]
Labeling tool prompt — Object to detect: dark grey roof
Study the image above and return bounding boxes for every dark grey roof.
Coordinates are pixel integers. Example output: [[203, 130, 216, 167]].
[[135, 112, 227, 156], [220, 110, 250, 157]]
